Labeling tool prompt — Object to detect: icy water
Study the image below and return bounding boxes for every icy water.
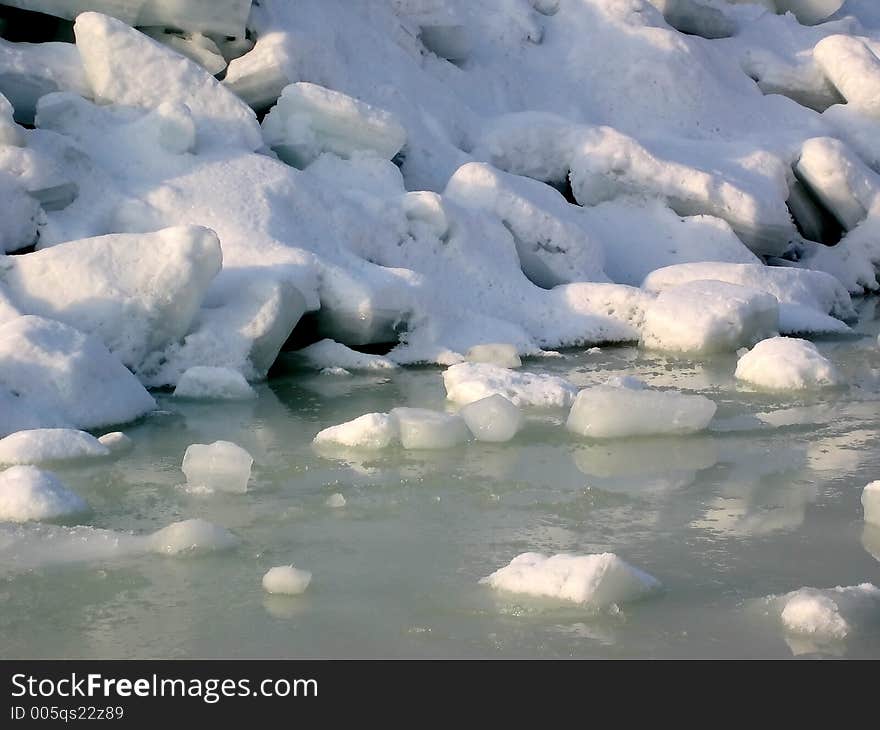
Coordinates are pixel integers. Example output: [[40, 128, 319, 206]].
[[3, 307, 880, 659]]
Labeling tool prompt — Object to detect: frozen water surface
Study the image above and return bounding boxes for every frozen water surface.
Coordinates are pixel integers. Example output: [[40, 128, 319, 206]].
[[2, 325, 880, 659]]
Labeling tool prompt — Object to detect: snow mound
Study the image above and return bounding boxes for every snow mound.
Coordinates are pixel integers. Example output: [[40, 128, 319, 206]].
[[0, 465, 88, 523], [390, 407, 470, 450], [295, 339, 398, 371], [567, 385, 716, 438], [148, 518, 240, 556], [173, 366, 257, 400], [74, 12, 262, 151], [459, 394, 523, 443], [313, 412, 399, 449], [262, 82, 407, 167], [735, 337, 839, 390], [0, 428, 109, 465], [0, 226, 222, 371], [464, 343, 522, 369], [862, 481, 880, 526], [262, 565, 312, 595], [181, 440, 253, 493], [443, 362, 577, 408], [640, 280, 779, 353], [0, 316, 156, 438], [481, 552, 661, 607]]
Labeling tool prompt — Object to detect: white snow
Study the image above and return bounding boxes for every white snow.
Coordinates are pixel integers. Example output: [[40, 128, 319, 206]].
[[0, 428, 109, 465], [0, 226, 222, 371], [261, 82, 407, 168], [0, 316, 156, 438], [459, 394, 523, 443], [735, 337, 839, 390], [74, 12, 262, 151], [862, 481, 880, 526], [148, 518, 240, 556], [566, 385, 717, 438], [640, 280, 779, 353], [262, 565, 312, 595], [0, 465, 87, 523], [173, 366, 257, 400], [313, 412, 399, 450], [481, 552, 661, 607], [464, 344, 522, 369], [443, 362, 578, 408], [390, 407, 470, 450], [181, 440, 254, 493], [294, 339, 397, 372]]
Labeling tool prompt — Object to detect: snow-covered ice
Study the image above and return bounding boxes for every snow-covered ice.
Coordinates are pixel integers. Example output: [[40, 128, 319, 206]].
[[640, 280, 779, 353], [443, 362, 577, 408], [459, 394, 523, 443], [0, 465, 87, 522], [313, 412, 399, 450], [481, 552, 661, 607], [735, 337, 839, 390], [148, 518, 239, 556], [173, 367, 257, 401], [863, 481, 880, 526], [262, 565, 312, 595], [181, 440, 253, 493], [567, 385, 717, 438], [0, 428, 108, 465], [390, 407, 470, 450]]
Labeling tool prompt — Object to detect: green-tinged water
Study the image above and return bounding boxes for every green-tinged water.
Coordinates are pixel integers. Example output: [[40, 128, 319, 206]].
[[3, 306, 880, 658]]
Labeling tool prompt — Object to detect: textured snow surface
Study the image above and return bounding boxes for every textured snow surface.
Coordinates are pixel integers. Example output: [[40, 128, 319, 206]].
[[173, 366, 257, 400], [443, 362, 577, 408], [761, 583, 880, 642], [735, 336, 839, 390], [0, 428, 108, 465], [0, 465, 87, 522], [481, 552, 661, 607]]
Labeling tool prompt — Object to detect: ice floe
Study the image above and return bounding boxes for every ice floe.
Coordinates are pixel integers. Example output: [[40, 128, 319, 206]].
[[0, 465, 87, 522], [181, 440, 253, 493], [262, 565, 312, 595], [735, 336, 839, 390], [443, 362, 577, 408], [459, 394, 523, 443], [0, 428, 108, 465]]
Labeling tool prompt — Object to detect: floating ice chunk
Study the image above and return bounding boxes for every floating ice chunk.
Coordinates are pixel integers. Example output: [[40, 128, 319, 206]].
[[3, 1, 252, 37], [390, 407, 470, 450], [326, 493, 346, 508], [0, 465, 87, 522], [814, 34, 880, 118], [567, 386, 716, 438], [261, 82, 407, 168], [97, 431, 132, 454], [444, 163, 608, 288], [796, 137, 878, 232], [481, 552, 661, 607], [74, 12, 261, 151], [762, 584, 880, 645], [174, 367, 257, 400], [640, 280, 779, 353], [295, 339, 397, 372], [735, 337, 839, 390], [182, 440, 253, 493], [459, 395, 523, 443], [443, 362, 578, 408], [148, 518, 239, 556], [0, 226, 222, 371], [313, 412, 399, 449], [464, 344, 522, 369], [864, 481, 880, 526], [0, 172, 40, 254], [642, 263, 855, 326], [321, 367, 351, 377], [0, 428, 109, 465], [262, 565, 312, 595], [0, 316, 156, 438], [0, 38, 90, 125]]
